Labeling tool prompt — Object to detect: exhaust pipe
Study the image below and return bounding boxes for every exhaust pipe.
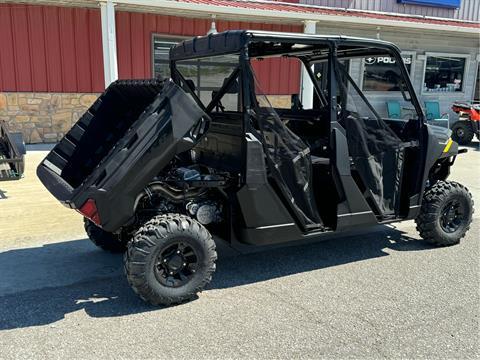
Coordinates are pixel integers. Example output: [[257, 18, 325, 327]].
[[134, 182, 207, 210]]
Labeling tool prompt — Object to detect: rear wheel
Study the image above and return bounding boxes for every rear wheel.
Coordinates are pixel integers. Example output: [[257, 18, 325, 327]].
[[84, 218, 129, 253], [451, 121, 474, 145], [416, 181, 474, 246], [124, 214, 217, 306]]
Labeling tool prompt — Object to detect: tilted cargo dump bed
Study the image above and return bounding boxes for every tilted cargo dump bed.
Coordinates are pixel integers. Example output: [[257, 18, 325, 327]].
[[37, 79, 209, 232]]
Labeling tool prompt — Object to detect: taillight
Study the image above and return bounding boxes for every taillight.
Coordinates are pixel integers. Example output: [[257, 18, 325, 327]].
[[77, 199, 101, 225]]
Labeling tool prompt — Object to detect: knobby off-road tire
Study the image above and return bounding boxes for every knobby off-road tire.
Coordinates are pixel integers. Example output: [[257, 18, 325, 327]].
[[84, 218, 129, 253], [124, 214, 217, 306], [451, 121, 474, 145], [416, 181, 474, 246]]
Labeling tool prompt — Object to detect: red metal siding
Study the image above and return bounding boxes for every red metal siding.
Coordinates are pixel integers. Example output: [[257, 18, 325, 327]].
[[0, 5, 17, 91], [0, 4, 300, 94], [28, 5, 48, 91], [116, 12, 302, 95], [0, 4, 104, 92], [11, 5, 32, 91]]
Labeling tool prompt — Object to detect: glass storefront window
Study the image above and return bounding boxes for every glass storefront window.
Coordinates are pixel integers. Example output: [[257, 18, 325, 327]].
[[362, 55, 413, 92], [424, 55, 466, 93], [153, 37, 180, 79]]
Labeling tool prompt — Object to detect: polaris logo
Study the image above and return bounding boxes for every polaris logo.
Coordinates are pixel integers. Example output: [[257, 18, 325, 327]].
[[365, 56, 412, 65]]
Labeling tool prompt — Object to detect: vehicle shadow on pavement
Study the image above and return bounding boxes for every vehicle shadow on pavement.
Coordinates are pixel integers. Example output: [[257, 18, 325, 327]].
[[0, 225, 434, 330]]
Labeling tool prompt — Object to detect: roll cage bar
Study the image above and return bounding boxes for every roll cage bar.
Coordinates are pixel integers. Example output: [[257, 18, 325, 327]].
[[169, 30, 425, 125]]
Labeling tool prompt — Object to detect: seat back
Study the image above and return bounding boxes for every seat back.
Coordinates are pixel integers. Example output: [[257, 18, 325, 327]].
[[386, 101, 401, 119]]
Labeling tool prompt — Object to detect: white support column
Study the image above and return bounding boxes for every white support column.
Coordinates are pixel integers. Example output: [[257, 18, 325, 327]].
[[301, 20, 317, 110], [100, 0, 118, 88]]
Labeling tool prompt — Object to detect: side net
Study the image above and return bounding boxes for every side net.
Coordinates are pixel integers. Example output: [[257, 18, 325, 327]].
[[249, 64, 323, 229], [336, 61, 405, 217]]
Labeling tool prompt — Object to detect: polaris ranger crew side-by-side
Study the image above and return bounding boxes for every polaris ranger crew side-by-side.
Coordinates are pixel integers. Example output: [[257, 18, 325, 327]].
[[37, 31, 474, 306]]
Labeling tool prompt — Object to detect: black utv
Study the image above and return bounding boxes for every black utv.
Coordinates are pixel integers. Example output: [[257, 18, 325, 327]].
[[38, 31, 474, 306]]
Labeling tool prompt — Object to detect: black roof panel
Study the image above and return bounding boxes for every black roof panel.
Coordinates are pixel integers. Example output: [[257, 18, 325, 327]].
[[170, 30, 399, 61]]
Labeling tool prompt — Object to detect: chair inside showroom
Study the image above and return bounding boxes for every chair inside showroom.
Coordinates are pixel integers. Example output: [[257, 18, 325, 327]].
[[424, 101, 449, 128], [386, 101, 402, 119], [386, 101, 415, 120]]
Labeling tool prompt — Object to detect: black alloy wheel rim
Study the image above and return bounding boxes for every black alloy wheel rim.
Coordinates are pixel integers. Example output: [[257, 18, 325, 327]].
[[154, 241, 198, 288], [440, 199, 465, 233]]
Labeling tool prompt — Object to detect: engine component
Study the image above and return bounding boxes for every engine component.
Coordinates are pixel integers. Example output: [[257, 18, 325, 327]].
[[186, 200, 222, 225], [156, 199, 178, 214], [190, 149, 199, 163], [196, 204, 217, 225], [175, 167, 201, 181], [136, 182, 207, 207], [186, 201, 200, 216]]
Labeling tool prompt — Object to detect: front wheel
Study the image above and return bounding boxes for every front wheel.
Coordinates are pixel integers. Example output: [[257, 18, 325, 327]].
[[451, 121, 474, 145], [124, 214, 217, 306], [416, 181, 474, 246]]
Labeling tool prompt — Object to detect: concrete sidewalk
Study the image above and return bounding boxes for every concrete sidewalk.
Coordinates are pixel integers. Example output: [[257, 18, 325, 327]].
[[0, 149, 85, 249]]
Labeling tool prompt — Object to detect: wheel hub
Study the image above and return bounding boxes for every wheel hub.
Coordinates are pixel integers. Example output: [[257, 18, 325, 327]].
[[456, 128, 465, 137], [154, 241, 198, 287], [446, 207, 456, 222], [165, 254, 184, 273], [440, 199, 464, 233]]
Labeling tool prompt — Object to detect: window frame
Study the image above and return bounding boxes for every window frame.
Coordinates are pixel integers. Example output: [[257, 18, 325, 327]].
[[359, 50, 416, 94], [151, 34, 188, 79], [472, 60, 479, 101], [421, 52, 470, 96]]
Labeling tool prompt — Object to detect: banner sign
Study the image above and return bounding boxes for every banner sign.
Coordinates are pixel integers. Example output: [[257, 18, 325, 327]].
[[397, 0, 461, 8]]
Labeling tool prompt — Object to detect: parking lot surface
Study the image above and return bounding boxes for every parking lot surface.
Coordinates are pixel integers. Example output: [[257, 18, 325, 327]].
[[0, 143, 478, 359]]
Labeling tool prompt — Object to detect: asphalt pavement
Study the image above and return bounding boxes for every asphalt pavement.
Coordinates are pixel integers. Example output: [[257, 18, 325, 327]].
[[0, 142, 478, 359]]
